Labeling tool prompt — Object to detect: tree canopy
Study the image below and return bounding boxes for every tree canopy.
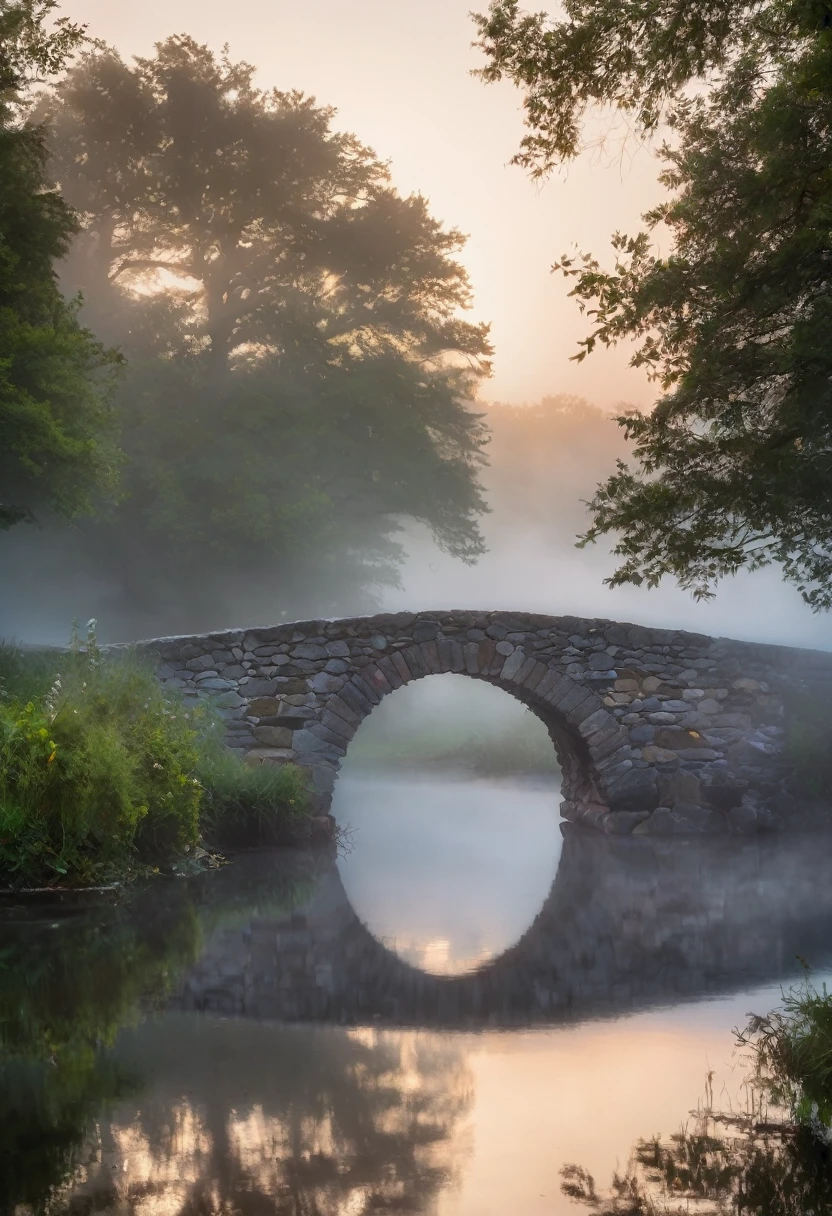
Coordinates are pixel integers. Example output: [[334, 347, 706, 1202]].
[[476, 0, 832, 609], [0, 0, 122, 531], [31, 37, 490, 628]]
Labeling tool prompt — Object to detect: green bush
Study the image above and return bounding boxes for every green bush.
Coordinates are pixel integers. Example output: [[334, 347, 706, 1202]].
[[196, 723, 309, 848], [0, 625, 311, 886], [739, 971, 832, 1143], [0, 629, 202, 885]]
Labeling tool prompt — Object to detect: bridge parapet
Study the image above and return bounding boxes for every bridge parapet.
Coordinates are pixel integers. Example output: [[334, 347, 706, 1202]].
[[117, 611, 832, 836]]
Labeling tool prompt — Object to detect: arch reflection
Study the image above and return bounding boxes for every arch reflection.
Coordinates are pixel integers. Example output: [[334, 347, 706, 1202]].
[[330, 673, 564, 976], [174, 829, 832, 1029]]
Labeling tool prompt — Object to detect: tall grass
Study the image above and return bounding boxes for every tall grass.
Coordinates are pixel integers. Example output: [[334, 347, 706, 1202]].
[[195, 725, 310, 848], [0, 625, 310, 888], [738, 970, 832, 1143]]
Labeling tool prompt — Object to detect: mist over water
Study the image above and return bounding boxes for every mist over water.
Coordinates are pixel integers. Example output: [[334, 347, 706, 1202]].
[[4, 398, 829, 649], [330, 675, 562, 974]]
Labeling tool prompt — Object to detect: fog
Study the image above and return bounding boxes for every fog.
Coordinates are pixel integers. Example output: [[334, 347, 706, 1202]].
[[389, 400, 832, 651], [3, 396, 831, 650], [2, 2, 830, 653]]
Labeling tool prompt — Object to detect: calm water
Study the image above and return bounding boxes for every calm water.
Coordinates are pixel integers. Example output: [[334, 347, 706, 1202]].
[[3, 770, 832, 1214]]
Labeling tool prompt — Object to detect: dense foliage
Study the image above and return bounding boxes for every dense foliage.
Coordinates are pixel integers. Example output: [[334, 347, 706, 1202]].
[[0, 0, 122, 531], [476, 0, 832, 609], [0, 627, 201, 883], [0, 626, 309, 887], [25, 37, 490, 628], [196, 726, 309, 849]]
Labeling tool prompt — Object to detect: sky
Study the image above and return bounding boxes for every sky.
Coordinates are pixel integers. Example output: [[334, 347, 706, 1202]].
[[64, 0, 659, 409]]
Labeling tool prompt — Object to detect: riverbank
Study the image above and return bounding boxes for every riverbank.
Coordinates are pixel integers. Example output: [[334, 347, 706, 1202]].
[[0, 628, 319, 890]]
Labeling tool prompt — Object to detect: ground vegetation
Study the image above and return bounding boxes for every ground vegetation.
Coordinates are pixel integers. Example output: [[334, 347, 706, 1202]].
[[0, 623, 309, 887]]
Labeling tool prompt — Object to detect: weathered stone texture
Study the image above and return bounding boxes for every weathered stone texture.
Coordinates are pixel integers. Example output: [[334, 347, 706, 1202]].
[[117, 610, 832, 836]]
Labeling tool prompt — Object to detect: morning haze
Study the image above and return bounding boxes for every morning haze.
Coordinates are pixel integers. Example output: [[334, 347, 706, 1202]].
[[1, 0, 827, 647]]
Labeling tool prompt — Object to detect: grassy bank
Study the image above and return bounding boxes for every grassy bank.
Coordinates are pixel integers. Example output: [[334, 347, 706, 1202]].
[[0, 625, 310, 889]]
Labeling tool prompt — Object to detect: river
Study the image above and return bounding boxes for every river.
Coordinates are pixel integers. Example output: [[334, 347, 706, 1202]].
[[3, 754, 832, 1214]]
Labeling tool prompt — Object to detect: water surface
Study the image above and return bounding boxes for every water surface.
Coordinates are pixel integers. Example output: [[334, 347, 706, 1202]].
[[3, 768, 832, 1214], [334, 772, 562, 974]]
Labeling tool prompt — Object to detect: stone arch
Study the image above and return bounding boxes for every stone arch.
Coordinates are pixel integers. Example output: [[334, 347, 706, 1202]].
[[138, 608, 815, 835], [298, 637, 630, 825]]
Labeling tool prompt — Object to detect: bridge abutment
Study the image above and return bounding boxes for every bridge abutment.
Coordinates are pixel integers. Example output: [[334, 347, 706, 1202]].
[[120, 611, 832, 836]]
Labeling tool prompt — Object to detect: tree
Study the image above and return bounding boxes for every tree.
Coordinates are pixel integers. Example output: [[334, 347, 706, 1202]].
[[0, 1, 122, 531], [28, 38, 490, 628], [475, 0, 832, 609]]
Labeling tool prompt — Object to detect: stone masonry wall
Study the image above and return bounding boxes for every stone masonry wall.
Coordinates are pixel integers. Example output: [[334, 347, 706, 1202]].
[[118, 611, 832, 836]]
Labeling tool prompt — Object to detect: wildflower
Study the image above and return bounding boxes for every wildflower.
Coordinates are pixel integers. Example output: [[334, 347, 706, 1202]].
[[44, 675, 63, 722]]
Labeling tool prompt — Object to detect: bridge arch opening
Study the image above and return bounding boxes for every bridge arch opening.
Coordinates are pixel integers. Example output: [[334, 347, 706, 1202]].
[[309, 645, 616, 824], [340, 672, 560, 779], [331, 674, 563, 976]]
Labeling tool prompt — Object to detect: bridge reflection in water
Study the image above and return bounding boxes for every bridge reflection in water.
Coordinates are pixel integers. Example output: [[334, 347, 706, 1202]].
[[173, 828, 832, 1028]]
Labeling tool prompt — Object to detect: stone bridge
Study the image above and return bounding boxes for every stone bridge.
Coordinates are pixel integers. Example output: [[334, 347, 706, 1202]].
[[126, 610, 832, 836], [170, 831, 832, 1028]]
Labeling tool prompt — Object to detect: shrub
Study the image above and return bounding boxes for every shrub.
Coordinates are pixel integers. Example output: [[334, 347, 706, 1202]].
[[738, 971, 832, 1144], [0, 623, 202, 886], [0, 624, 312, 886], [195, 722, 309, 849]]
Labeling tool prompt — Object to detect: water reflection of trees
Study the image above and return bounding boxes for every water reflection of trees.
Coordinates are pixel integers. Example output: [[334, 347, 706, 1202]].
[[0, 895, 201, 1214], [0, 853, 320, 1214], [51, 1021, 472, 1215]]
